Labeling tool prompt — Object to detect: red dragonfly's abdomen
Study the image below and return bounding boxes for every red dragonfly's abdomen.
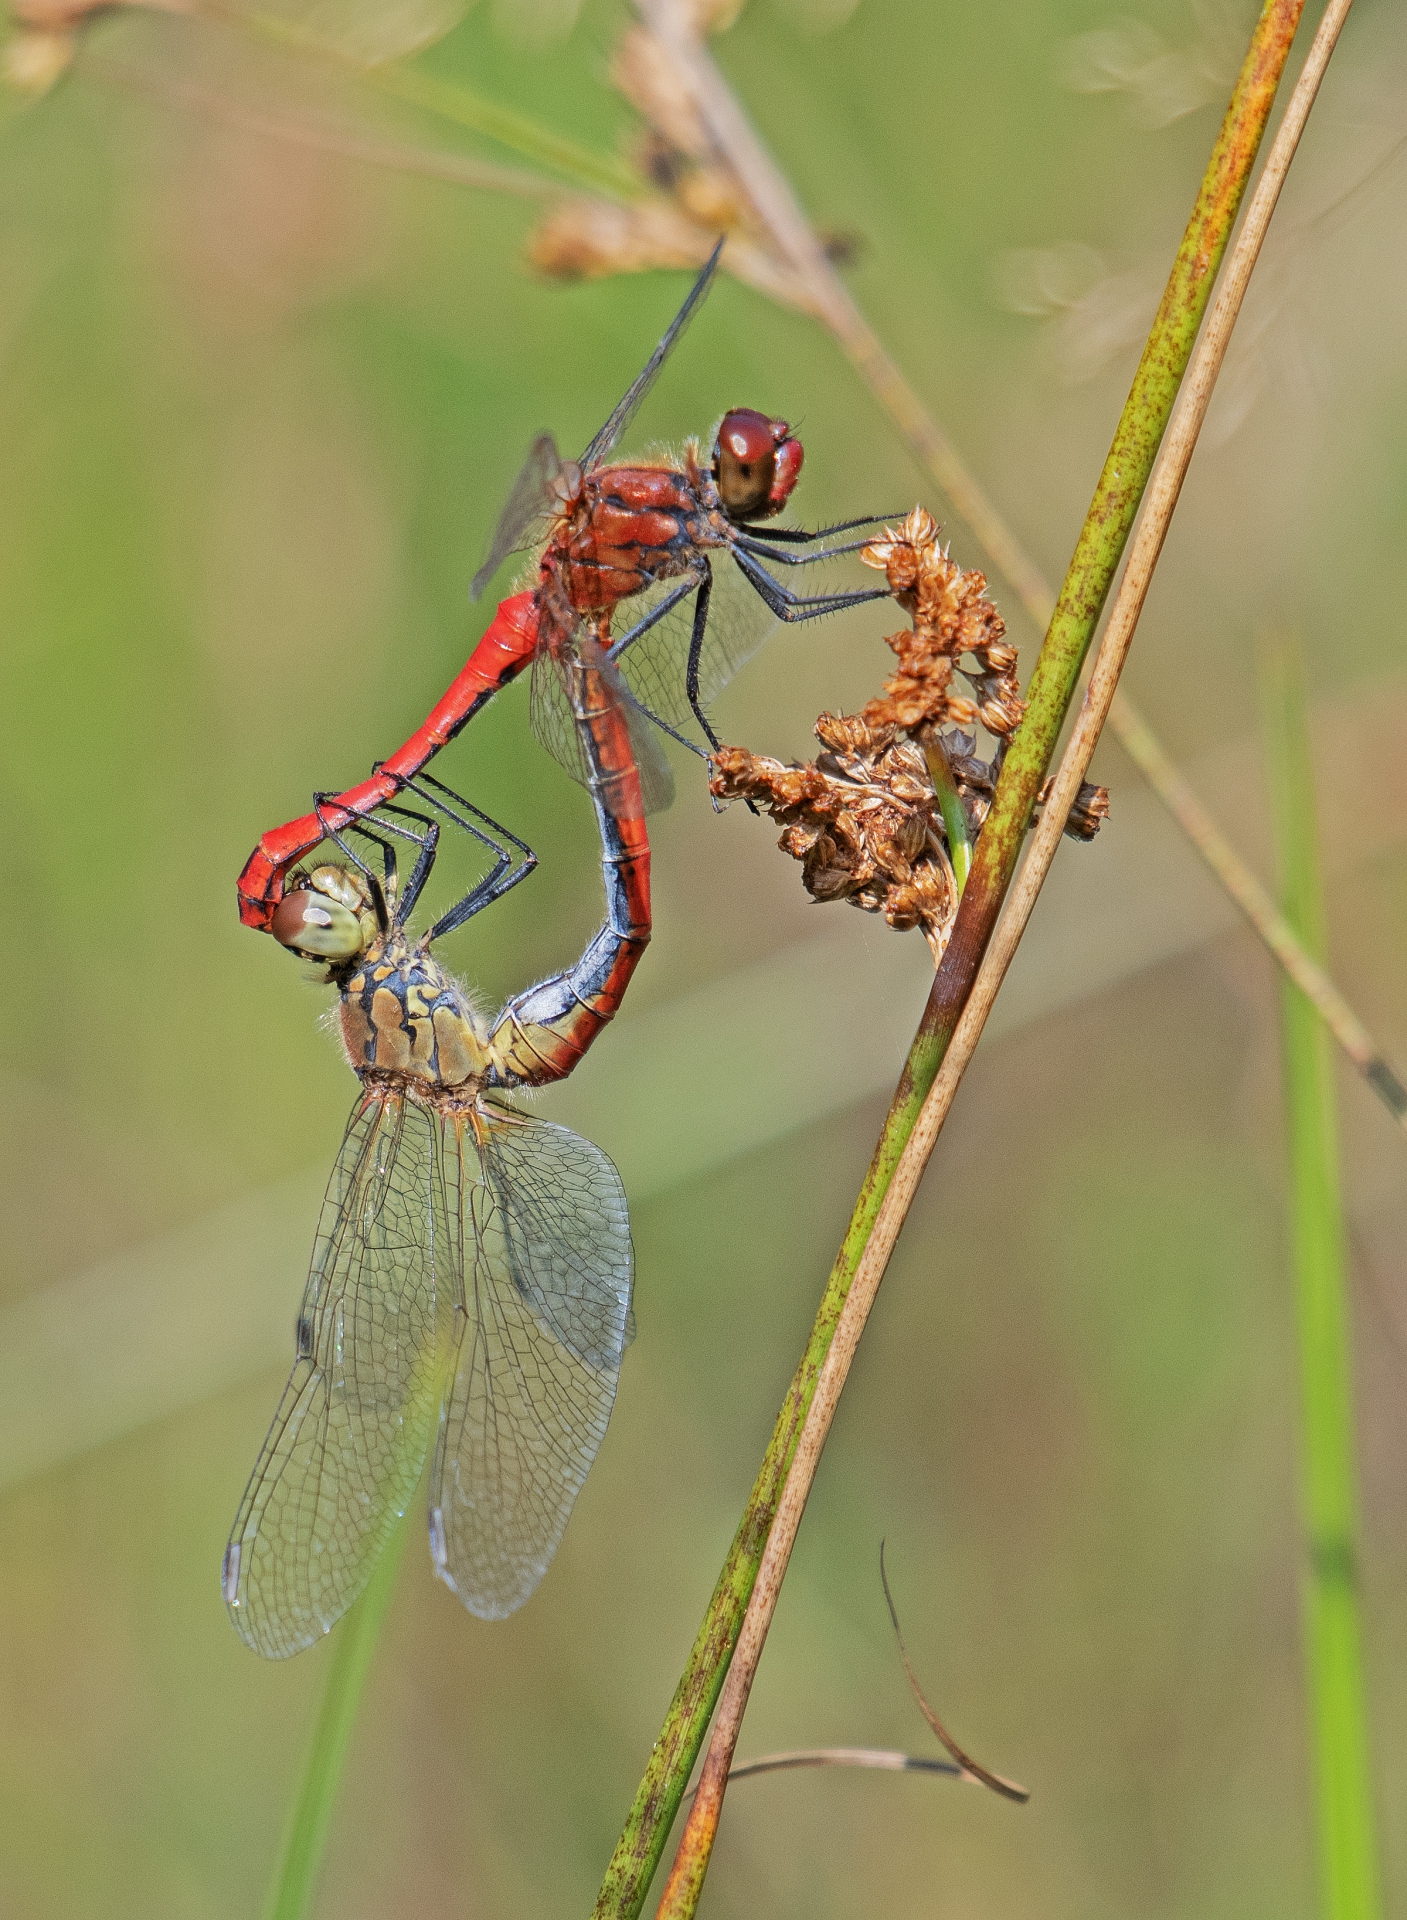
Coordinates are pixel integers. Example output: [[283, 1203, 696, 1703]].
[[236, 591, 540, 929]]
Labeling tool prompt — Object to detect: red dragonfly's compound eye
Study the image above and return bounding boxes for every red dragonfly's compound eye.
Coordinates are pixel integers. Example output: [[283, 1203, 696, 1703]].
[[713, 407, 803, 521], [272, 889, 365, 960]]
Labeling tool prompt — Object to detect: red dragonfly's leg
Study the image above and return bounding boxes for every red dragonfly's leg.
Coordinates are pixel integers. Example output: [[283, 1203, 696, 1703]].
[[236, 593, 540, 930], [484, 654, 651, 1090]]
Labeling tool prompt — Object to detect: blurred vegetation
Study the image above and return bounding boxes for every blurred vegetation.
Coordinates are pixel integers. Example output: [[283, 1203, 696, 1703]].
[[0, 0, 1404, 1915]]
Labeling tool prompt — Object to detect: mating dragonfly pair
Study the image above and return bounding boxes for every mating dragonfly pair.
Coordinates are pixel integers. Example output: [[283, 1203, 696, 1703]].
[[225, 240, 893, 1658]]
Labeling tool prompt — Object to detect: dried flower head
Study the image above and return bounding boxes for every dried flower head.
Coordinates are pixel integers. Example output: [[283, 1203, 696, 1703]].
[[709, 503, 1109, 954], [859, 505, 1024, 739], [710, 716, 959, 961]]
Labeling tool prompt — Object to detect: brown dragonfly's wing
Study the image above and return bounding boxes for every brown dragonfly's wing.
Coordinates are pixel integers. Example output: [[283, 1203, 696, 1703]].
[[427, 1108, 633, 1620], [528, 623, 676, 814], [222, 1093, 457, 1659], [575, 238, 724, 474], [470, 432, 562, 602]]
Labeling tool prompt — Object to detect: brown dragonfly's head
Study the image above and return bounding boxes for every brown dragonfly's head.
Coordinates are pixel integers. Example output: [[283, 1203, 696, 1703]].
[[271, 864, 382, 971], [711, 408, 803, 522]]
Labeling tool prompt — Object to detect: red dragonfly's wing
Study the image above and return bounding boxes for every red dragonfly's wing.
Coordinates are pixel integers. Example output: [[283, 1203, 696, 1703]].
[[528, 622, 676, 814], [222, 1092, 456, 1659], [427, 1106, 633, 1619], [469, 431, 563, 602], [575, 238, 724, 475]]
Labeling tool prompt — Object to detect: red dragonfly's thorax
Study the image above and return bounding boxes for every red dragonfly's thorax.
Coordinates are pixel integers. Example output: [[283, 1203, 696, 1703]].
[[339, 929, 487, 1090], [543, 449, 726, 619]]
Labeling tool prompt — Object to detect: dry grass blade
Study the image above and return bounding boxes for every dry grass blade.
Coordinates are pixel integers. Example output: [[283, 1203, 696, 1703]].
[[878, 1544, 1029, 1804], [681, 1747, 962, 1801]]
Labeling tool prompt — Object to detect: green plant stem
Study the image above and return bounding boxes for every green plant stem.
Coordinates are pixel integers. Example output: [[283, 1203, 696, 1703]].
[[1261, 634, 1382, 1920], [260, 1517, 410, 1920], [921, 729, 971, 895], [590, 10, 1304, 1913]]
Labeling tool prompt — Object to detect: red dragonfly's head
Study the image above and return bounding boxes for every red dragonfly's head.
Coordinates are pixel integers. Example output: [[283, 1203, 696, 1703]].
[[711, 408, 804, 522]]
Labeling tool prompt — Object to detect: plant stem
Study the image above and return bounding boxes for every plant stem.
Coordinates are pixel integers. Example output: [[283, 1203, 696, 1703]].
[[648, 14, 1350, 1908], [260, 1517, 410, 1920], [1109, 697, 1407, 1125], [1260, 633, 1382, 1920], [592, 8, 1308, 1914], [921, 730, 971, 895]]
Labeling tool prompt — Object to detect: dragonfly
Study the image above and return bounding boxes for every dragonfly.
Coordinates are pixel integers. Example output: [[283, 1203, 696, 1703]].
[[223, 647, 650, 1657], [237, 238, 892, 934]]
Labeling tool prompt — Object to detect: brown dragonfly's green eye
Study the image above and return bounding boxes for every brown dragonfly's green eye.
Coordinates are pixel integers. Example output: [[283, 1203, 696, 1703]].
[[271, 889, 365, 960]]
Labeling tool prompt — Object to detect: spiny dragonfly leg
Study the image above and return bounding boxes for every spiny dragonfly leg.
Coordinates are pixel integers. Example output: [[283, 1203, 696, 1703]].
[[730, 544, 891, 625], [683, 557, 717, 750], [395, 773, 540, 940], [374, 767, 539, 928], [750, 513, 902, 544], [598, 579, 712, 762], [314, 793, 452, 931], [732, 532, 878, 567], [604, 571, 703, 666]]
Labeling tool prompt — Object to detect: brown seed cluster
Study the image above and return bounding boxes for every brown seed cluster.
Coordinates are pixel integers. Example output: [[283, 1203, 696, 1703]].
[[710, 504, 1109, 957], [858, 506, 1024, 739], [711, 717, 958, 961]]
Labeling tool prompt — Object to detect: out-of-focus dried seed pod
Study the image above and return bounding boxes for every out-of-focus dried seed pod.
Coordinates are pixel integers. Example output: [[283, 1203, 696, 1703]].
[[611, 24, 713, 157], [675, 166, 746, 231], [528, 197, 713, 281], [2, 24, 74, 90]]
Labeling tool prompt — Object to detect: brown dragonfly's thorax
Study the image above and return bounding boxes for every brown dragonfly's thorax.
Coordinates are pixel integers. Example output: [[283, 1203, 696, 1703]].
[[338, 928, 488, 1089], [549, 450, 729, 616]]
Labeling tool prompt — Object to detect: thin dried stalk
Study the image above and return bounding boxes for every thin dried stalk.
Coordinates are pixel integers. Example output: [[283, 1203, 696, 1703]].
[[630, 0, 1405, 1132], [682, 1748, 962, 1798], [647, 5, 1340, 1912]]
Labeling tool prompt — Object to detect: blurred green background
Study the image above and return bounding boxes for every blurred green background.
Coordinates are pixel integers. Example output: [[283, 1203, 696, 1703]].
[[0, 0, 1405, 1913]]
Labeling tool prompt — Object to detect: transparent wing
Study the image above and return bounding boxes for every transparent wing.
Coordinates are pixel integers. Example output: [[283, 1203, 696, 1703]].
[[611, 540, 869, 742], [528, 626, 676, 814], [576, 239, 724, 474], [470, 432, 562, 602], [428, 1109, 634, 1619], [610, 554, 776, 733], [223, 1093, 456, 1659]]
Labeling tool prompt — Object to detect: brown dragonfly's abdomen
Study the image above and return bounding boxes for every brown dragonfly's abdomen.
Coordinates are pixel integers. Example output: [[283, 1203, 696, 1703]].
[[559, 465, 720, 614], [339, 934, 486, 1089]]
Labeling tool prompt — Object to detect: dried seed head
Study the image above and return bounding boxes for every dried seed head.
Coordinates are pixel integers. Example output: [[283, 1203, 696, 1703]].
[[612, 25, 713, 158], [527, 197, 715, 281], [710, 723, 958, 961], [859, 505, 1023, 740]]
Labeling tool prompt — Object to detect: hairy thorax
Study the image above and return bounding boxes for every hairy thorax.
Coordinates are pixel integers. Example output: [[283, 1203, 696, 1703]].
[[339, 928, 488, 1091], [551, 450, 729, 615]]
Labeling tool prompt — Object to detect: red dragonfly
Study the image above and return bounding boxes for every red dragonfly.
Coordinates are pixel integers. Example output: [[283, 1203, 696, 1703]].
[[224, 650, 651, 1655], [237, 239, 890, 933]]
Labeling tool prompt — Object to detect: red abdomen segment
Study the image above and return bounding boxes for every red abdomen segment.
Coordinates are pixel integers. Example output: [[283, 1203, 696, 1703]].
[[484, 659, 651, 1090], [236, 593, 540, 929]]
